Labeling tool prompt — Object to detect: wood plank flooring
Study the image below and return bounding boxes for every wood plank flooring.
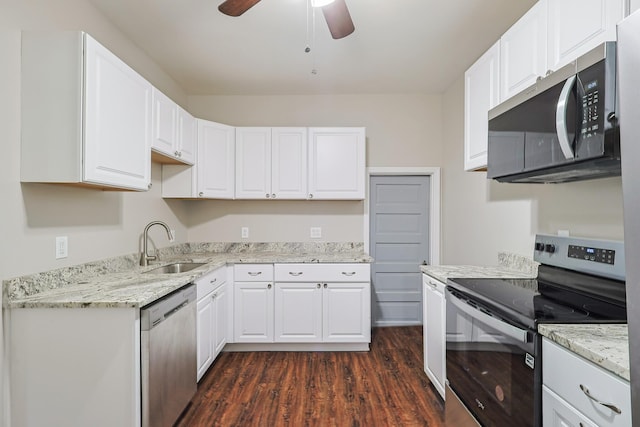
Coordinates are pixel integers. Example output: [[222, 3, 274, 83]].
[[177, 327, 445, 427]]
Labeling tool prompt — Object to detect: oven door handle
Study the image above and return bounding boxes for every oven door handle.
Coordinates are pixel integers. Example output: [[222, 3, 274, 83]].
[[448, 291, 529, 343]]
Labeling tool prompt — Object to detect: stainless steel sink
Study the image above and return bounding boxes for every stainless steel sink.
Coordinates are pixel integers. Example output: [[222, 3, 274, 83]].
[[143, 262, 206, 274]]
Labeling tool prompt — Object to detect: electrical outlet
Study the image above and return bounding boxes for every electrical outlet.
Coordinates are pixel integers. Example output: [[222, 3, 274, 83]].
[[310, 227, 322, 239], [241, 227, 249, 239], [55, 236, 68, 259]]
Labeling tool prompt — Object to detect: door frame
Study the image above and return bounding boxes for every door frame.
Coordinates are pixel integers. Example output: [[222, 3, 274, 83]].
[[364, 167, 441, 266]]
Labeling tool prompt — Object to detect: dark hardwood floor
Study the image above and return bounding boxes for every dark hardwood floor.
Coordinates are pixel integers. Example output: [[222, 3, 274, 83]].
[[177, 326, 445, 427]]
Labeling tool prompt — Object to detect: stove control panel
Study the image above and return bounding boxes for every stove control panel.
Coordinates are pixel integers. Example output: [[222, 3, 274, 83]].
[[533, 234, 625, 281], [568, 244, 615, 264]]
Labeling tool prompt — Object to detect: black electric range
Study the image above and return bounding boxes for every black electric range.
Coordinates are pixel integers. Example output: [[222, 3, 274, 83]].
[[444, 234, 627, 427]]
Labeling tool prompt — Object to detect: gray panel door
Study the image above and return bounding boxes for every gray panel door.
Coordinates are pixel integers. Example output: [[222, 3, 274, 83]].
[[369, 175, 430, 326]]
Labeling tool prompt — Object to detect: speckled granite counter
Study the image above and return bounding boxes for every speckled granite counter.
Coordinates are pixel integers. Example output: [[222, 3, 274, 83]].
[[538, 324, 629, 381], [3, 242, 371, 309], [421, 252, 538, 283]]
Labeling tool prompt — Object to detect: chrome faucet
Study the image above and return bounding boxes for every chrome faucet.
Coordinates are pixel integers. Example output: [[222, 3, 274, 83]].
[[140, 221, 174, 266]]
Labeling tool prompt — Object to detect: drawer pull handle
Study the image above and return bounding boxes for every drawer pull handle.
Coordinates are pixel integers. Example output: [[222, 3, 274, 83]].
[[248, 272, 262, 276], [579, 384, 622, 414], [428, 281, 438, 290], [341, 271, 356, 276], [210, 278, 217, 284], [289, 272, 304, 276]]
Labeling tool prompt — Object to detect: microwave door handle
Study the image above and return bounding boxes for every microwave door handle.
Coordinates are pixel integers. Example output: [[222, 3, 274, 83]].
[[448, 291, 529, 343], [556, 75, 577, 159]]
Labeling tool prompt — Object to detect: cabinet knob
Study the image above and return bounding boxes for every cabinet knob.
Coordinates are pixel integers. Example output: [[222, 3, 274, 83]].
[[147, 183, 152, 190], [324, 283, 327, 288], [178, 151, 182, 157], [309, 193, 314, 199], [266, 193, 270, 198], [174, 150, 180, 157], [199, 192, 204, 197], [212, 292, 217, 299], [210, 278, 217, 284], [271, 193, 276, 198], [317, 283, 321, 288], [267, 283, 272, 289]]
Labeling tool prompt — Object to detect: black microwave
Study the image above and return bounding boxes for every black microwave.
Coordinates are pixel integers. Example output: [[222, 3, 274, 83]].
[[487, 42, 620, 183]]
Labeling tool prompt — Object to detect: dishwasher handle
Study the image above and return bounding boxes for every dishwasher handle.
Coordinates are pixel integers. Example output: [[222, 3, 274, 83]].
[[141, 284, 196, 331]]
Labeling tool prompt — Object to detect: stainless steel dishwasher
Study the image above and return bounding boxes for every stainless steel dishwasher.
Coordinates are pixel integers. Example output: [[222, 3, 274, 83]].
[[141, 284, 197, 427]]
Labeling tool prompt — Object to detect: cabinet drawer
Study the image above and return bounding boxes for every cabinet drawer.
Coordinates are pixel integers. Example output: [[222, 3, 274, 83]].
[[275, 263, 370, 282], [543, 338, 631, 426], [196, 267, 227, 300], [234, 264, 274, 281]]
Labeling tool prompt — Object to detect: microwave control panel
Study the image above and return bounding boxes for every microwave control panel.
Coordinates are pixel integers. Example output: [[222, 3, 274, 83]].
[[568, 244, 615, 264], [581, 79, 600, 139]]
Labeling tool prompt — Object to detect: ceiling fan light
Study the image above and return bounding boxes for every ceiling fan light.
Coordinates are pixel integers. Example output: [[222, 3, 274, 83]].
[[311, 0, 335, 7]]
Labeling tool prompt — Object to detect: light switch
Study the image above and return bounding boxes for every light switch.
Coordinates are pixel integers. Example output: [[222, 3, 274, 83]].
[[310, 227, 322, 239], [56, 236, 68, 259]]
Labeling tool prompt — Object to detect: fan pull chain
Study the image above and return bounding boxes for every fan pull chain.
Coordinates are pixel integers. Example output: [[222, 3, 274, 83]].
[[311, 2, 318, 75]]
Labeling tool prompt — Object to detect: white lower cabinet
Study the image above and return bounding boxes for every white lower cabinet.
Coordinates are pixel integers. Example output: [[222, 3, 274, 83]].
[[234, 263, 371, 345], [542, 338, 631, 427], [233, 264, 275, 343], [422, 274, 446, 399], [322, 282, 370, 342], [274, 282, 323, 342], [196, 267, 228, 381]]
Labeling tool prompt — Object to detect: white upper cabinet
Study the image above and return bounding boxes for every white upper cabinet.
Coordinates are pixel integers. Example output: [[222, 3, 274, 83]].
[[150, 88, 195, 165], [547, 0, 624, 71], [235, 127, 308, 200], [500, 0, 548, 102], [235, 127, 272, 199], [197, 120, 235, 198], [21, 31, 151, 191], [464, 41, 501, 171], [632, 0, 640, 14], [161, 119, 235, 198], [308, 127, 366, 200], [271, 128, 308, 199], [177, 107, 197, 164]]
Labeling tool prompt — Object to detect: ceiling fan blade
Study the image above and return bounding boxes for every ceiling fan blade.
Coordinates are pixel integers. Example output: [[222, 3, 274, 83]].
[[218, 0, 262, 17], [321, 0, 355, 39]]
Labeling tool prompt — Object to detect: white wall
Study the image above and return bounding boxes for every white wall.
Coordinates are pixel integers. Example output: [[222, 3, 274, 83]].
[[441, 77, 624, 265], [186, 94, 443, 242]]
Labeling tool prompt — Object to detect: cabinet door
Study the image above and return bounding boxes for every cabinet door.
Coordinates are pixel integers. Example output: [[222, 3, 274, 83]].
[[197, 294, 214, 381], [177, 106, 196, 165], [547, 0, 623, 72], [84, 34, 151, 190], [234, 281, 274, 342], [423, 277, 446, 398], [464, 41, 500, 171], [274, 282, 322, 342], [500, 0, 548, 102], [543, 386, 598, 427], [235, 127, 272, 199], [213, 283, 228, 357], [197, 119, 235, 198], [271, 127, 308, 200], [323, 282, 371, 342], [151, 87, 178, 158], [308, 127, 365, 200]]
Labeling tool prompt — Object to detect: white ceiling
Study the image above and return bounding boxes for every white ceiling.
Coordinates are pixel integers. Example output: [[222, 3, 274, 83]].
[[89, 0, 537, 96]]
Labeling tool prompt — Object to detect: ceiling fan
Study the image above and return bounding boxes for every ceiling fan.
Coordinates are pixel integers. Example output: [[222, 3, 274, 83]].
[[218, 0, 355, 39]]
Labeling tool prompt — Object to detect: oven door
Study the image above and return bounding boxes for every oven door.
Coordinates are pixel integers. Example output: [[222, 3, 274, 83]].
[[445, 287, 539, 427]]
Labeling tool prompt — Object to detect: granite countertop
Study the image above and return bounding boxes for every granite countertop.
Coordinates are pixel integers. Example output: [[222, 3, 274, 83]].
[[538, 324, 630, 381], [3, 242, 371, 310], [421, 252, 538, 283]]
